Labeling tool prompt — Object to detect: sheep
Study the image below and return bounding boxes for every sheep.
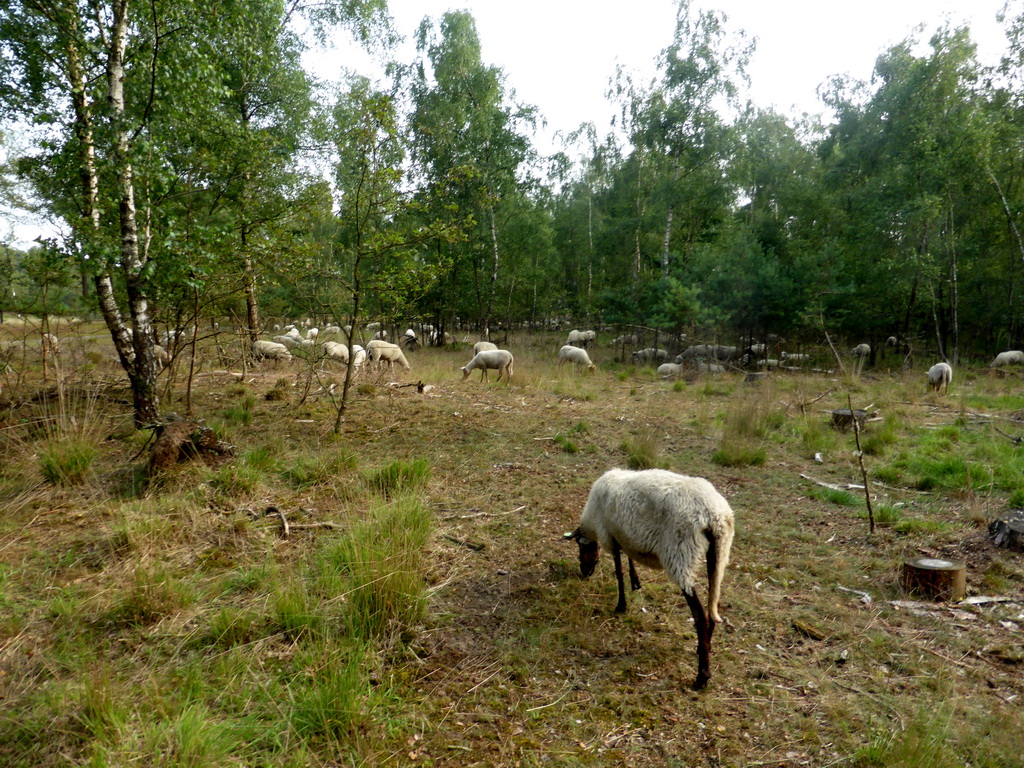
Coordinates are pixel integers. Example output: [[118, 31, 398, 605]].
[[305, 327, 319, 341], [991, 350, 1024, 367], [564, 468, 735, 690], [324, 341, 366, 368], [41, 332, 59, 356], [676, 344, 711, 361], [657, 363, 681, 377], [609, 334, 637, 348], [368, 341, 411, 370], [252, 340, 293, 362], [473, 341, 498, 355], [558, 344, 596, 372], [780, 351, 809, 364], [461, 349, 514, 382], [632, 347, 669, 364], [154, 344, 170, 369], [886, 336, 898, 347], [927, 362, 953, 394], [851, 343, 871, 357], [566, 329, 585, 347]]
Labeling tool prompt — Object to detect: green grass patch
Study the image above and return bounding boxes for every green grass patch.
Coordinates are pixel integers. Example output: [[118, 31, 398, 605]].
[[39, 439, 96, 485], [809, 486, 858, 506], [620, 429, 664, 470], [365, 458, 430, 496]]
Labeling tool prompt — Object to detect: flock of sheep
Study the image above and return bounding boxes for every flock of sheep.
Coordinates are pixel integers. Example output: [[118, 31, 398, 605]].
[[245, 323, 1024, 400]]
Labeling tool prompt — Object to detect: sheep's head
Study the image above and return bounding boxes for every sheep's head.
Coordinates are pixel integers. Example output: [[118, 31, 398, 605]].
[[460, 366, 470, 380], [563, 528, 599, 578]]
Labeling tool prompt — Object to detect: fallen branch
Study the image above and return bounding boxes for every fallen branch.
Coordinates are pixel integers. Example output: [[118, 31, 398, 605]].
[[443, 534, 486, 552], [799, 474, 865, 492]]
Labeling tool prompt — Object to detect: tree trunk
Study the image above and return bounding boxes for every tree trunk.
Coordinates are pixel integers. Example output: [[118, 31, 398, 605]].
[[109, 0, 159, 426]]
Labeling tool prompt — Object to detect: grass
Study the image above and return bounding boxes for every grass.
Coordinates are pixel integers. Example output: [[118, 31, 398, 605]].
[[1, 330, 1023, 767]]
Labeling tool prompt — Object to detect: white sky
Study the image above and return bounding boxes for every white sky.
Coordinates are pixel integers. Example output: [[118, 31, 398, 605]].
[[307, 0, 1012, 154]]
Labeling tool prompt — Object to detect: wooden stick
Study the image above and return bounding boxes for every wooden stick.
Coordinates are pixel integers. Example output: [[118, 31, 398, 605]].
[[849, 394, 875, 534]]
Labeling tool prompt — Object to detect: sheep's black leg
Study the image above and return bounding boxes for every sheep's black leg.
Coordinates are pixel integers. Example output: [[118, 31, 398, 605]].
[[611, 541, 627, 613], [628, 558, 641, 591], [684, 589, 712, 690], [705, 531, 718, 643]]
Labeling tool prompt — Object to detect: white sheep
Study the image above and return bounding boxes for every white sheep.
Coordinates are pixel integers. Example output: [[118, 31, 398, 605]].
[[927, 362, 953, 394], [780, 351, 809, 364], [461, 349, 514, 382], [610, 334, 637, 348], [851, 343, 871, 357], [657, 363, 682, 377], [324, 341, 366, 368], [564, 468, 735, 690], [473, 341, 498, 355], [41, 332, 59, 356], [632, 347, 669, 364], [566, 329, 585, 347], [991, 350, 1024, 367], [305, 327, 319, 341], [252, 340, 293, 362], [367, 340, 411, 370], [558, 344, 596, 372]]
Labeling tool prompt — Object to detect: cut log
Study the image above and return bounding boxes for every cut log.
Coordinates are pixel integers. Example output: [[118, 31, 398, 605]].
[[989, 510, 1024, 552], [830, 409, 868, 431], [902, 557, 967, 601]]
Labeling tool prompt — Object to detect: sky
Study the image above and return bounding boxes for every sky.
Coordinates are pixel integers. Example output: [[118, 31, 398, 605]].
[[306, 0, 1013, 155]]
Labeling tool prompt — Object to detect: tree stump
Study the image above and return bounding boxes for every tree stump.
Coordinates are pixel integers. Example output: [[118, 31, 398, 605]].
[[148, 415, 235, 474], [902, 557, 967, 601], [830, 408, 868, 431], [989, 510, 1024, 552]]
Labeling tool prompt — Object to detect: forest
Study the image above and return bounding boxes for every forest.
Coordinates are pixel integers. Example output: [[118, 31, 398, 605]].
[[3, 1, 1024, 422]]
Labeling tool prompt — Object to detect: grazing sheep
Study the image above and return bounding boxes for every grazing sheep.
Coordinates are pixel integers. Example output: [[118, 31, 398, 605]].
[[991, 350, 1024, 367], [41, 333, 59, 356], [252, 340, 293, 362], [558, 344, 596, 372], [566, 329, 585, 347], [368, 341, 411, 370], [676, 344, 711, 361], [610, 334, 638, 348], [305, 327, 319, 341], [154, 344, 170, 369], [473, 341, 498, 355], [851, 343, 871, 357], [564, 468, 735, 690], [886, 336, 898, 347], [461, 349, 514, 382], [323, 341, 351, 364], [780, 352, 809, 364], [632, 347, 669, 364], [927, 362, 953, 394]]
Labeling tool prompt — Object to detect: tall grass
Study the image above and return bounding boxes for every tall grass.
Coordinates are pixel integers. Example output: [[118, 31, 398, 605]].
[[365, 458, 430, 496]]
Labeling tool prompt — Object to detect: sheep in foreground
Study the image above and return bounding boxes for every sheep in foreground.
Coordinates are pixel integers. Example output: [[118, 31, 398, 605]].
[[461, 349, 514, 382], [991, 350, 1024, 367], [473, 341, 498, 355], [657, 362, 681, 377], [564, 468, 735, 690], [558, 344, 596, 372], [927, 362, 953, 394], [252, 340, 292, 362]]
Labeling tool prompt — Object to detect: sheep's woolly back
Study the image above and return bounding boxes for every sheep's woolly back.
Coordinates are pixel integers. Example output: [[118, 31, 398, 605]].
[[992, 350, 1024, 366], [927, 362, 953, 386], [579, 468, 735, 622]]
